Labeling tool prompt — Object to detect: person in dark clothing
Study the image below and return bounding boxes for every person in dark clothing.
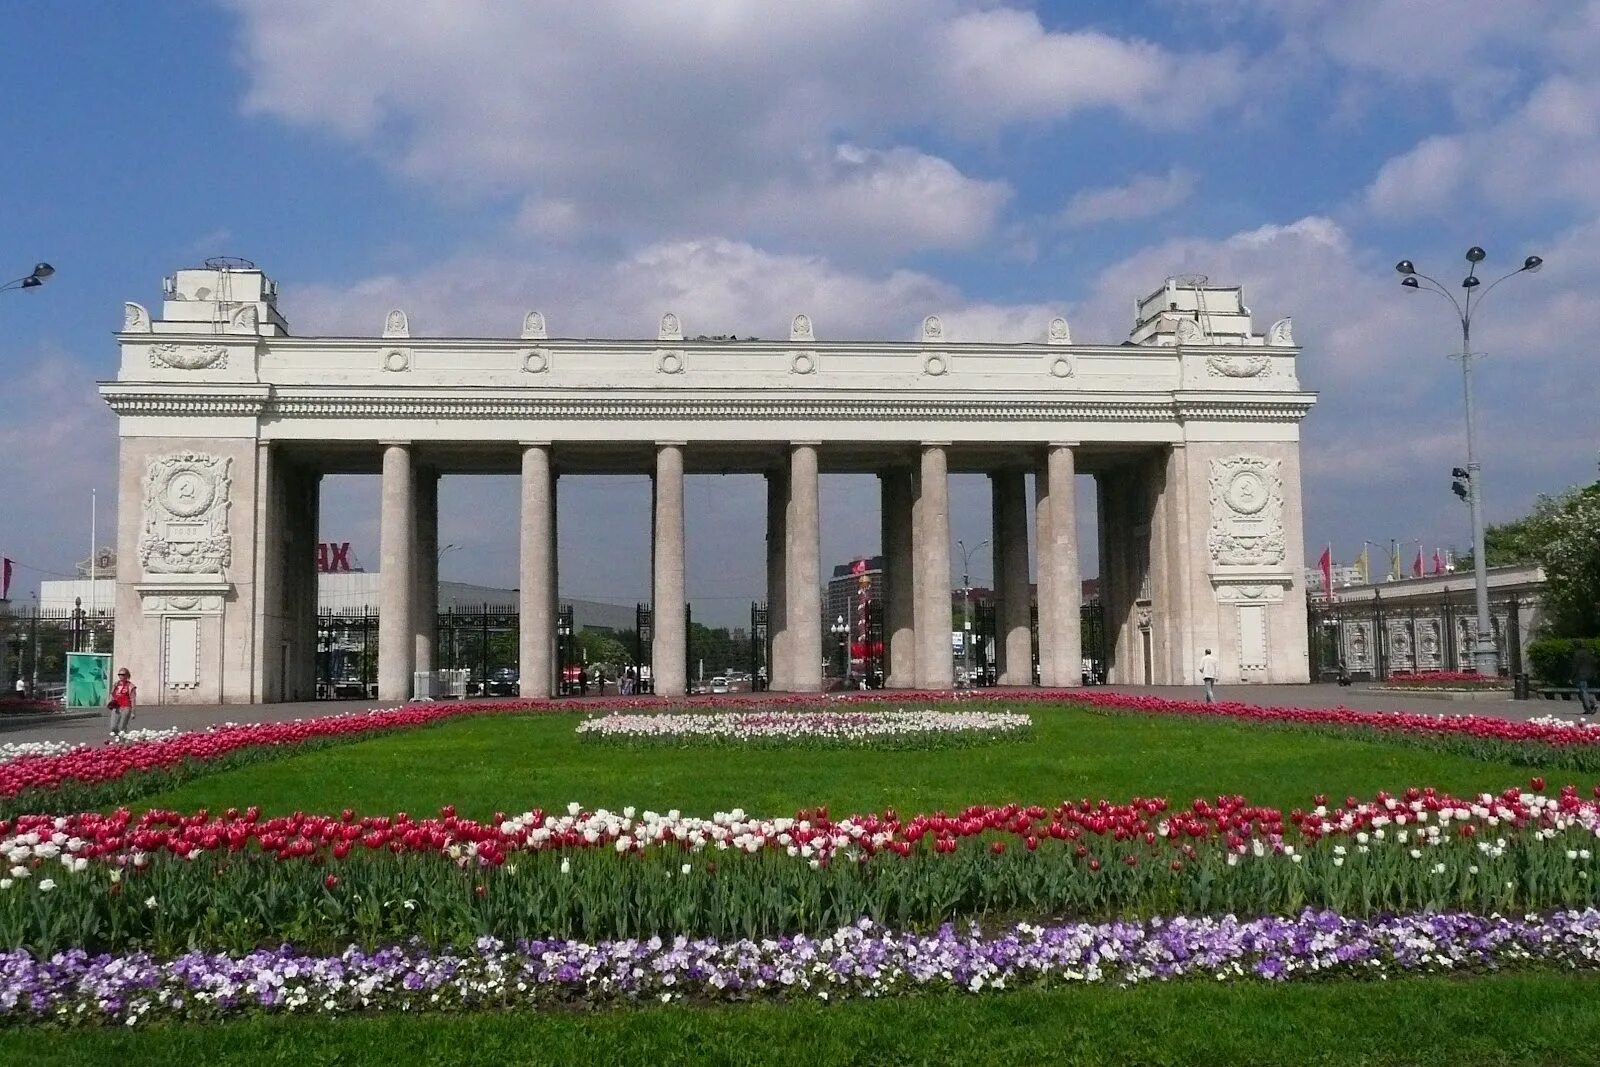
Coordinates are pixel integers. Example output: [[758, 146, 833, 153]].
[[1573, 645, 1598, 716]]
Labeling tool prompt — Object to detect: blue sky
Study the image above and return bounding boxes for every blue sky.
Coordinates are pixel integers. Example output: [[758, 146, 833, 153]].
[[2, 1, 1597, 625]]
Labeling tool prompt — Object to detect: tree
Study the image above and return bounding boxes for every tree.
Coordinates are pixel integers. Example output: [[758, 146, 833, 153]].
[[1534, 484, 1600, 638], [1455, 510, 1554, 569], [577, 630, 630, 674]]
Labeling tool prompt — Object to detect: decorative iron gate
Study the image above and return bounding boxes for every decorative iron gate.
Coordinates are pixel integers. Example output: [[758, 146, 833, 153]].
[[750, 601, 769, 689], [1081, 598, 1107, 684], [1307, 590, 1527, 681]]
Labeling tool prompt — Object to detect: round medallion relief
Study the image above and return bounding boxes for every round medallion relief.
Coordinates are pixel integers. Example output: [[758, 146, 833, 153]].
[[791, 352, 815, 375], [659, 352, 684, 374], [923, 353, 948, 376], [162, 469, 214, 517], [1224, 471, 1268, 515], [522, 351, 549, 374]]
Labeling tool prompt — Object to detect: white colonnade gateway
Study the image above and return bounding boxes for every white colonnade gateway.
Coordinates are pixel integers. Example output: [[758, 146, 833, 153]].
[[102, 263, 1315, 704]]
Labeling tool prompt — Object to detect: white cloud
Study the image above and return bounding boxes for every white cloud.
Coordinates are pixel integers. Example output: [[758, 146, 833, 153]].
[[935, 9, 1245, 126], [227, 1, 1247, 253], [0, 353, 118, 590], [1060, 168, 1196, 227], [1366, 76, 1600, 218]]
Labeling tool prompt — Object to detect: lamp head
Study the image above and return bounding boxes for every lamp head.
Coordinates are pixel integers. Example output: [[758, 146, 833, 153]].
[[30, 263, 54, 280], [1465, 246, 1487, 263], [1461, 275, 1480, 289], [1400, 276, 1420, 289], [1394, 260, 1416, 275], [1523, 255, 1543, 273]]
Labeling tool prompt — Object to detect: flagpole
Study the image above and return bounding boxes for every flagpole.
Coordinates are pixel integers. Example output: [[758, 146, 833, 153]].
[[89, 489, 97, 614]]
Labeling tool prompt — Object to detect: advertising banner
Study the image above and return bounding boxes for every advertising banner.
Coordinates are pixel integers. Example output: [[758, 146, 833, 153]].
[[66, 653, 112, 709]]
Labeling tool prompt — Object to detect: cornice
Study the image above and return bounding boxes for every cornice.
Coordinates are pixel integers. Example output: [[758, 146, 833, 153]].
[[99, 383, 270, 417], [98, 382, 1316, 424]]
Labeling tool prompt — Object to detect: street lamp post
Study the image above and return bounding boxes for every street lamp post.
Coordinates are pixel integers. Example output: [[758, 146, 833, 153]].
[[955, 539, 990, 688], [829, 615, 849, 685], [1394, 248, 1542, 678]]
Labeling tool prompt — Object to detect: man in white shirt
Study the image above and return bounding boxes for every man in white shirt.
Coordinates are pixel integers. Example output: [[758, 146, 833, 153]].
[[1198, 649, 1218, 704], [12, 677, 24, 700]]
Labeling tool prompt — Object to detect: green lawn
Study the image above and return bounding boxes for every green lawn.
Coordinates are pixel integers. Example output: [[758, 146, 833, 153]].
[[6, 973, 1600, 1066], [132, 703, 1567, 818]]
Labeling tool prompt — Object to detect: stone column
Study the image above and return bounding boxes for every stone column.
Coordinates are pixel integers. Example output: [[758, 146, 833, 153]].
[[651, 443, 687, 697], [765, 466, 789, 692], [1033, 460, 1056, 686], [785, 443, 822, 692], [412, 469, 439, 676], [1046, 444, 1081, 686], [880, 468, 916, 688], [519, 443, 553, 698], [378, 442, 415, 701], [991, 470, 1032, 686], [913, 443, 952, 689], [290, 468, 322, 701], [549, 473, 560, 696]]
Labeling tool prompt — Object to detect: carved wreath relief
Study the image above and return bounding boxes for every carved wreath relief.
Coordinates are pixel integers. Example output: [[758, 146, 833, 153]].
[[1206, 455, 1286, 567], [1205, 354, 1271, 378], [149, 343, 227, 370], [139, 452, 233, 575]]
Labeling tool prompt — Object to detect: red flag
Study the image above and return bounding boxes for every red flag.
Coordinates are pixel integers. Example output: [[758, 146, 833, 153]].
[[1318, 546, 1332, 599], [1432, 549, 1444, 576], [1411, 548, 1424, 577], [0, 558, 11, 600]]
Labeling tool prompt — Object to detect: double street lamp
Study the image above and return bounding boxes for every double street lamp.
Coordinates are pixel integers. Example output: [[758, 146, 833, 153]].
[[1394, 247, 1542, 678], [1, 262, 54, 293]]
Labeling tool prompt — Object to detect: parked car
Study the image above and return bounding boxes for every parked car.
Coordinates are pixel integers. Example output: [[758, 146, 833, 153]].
[[709, 676, 731, 694], [487, 667, 519, 696]]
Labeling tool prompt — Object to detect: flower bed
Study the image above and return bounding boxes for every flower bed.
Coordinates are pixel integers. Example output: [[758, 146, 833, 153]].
[[575, 710, 1032, 749], [5, 908, 1600, 1026], [0, 699, 63, 716], [1375, 671, 1512, 692], [5, 784, 1600, 953]]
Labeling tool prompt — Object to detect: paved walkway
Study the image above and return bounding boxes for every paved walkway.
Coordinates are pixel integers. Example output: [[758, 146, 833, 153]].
[[1, 684, 1587, 747]]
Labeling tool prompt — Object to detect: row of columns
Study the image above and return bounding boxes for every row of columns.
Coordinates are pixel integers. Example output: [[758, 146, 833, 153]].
[[373, 441, 1083, 701]]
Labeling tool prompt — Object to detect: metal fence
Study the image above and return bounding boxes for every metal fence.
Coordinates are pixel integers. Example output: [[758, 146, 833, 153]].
[[1305, 590, 1528, 682], [2, 605, 115, 700]]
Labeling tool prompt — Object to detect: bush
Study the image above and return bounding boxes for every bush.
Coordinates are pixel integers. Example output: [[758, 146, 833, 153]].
[[1527, 637, 1600, 684]]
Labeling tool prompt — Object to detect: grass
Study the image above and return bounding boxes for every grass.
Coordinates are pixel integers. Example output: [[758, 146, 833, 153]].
[[129, 702, 1573, 818], [6, 973, 1600, 1066]]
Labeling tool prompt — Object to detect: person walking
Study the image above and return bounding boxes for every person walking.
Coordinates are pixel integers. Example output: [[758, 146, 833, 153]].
[[1573, 644, 1598, 716], [12, 676, 25, 700], [107, 667, 136, 738], [1198, 648, 1218, 704]]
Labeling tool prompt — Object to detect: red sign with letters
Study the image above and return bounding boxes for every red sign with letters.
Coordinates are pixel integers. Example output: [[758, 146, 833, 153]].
[[317, 542, 353, 573]]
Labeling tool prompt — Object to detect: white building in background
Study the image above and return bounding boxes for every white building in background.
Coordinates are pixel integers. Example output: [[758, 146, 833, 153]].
[[101, 262, 1315, 704]]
